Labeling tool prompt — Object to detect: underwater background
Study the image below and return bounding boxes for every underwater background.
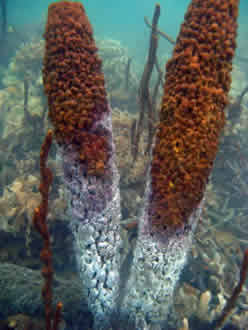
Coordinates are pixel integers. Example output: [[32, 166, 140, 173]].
[[7, 0, 248, 64], [0, 0, 248, 329]]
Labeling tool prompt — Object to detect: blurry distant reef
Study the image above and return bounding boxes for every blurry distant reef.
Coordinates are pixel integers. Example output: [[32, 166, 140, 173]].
[[0, 24, 35, 60], [0, 15, 44, 87], [0, 25, 248, 329]]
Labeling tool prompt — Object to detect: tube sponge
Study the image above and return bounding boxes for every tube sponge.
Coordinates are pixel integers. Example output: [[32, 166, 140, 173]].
[[43, 1, 111, 179], [121, 0, 239, 327], [149, 0, 238, 234], [43, 2, 121, 328]]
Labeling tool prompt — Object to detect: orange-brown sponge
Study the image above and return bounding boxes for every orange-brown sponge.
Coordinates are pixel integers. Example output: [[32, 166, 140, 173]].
[[149, 0, 239, 232], [43, 1, 111, 177]]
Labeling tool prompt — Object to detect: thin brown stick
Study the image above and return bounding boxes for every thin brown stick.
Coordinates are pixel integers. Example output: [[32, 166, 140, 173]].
[[228, 85, 248, 125], [213, 249, 248, 329], [0, 0, 7, 42], [152, 57, 163, 113], [33, 130, 63, 330], [23, 76, 32, 123], [236, 55, 248, 64], [125, 57, 132, 91], [237, 85, 248, 108], [130, 119, 136, 147], [145, 93, 154, 155], [132, 3, 160, 160], [144, 16, 176, 45], [145, 57, 163, 155]]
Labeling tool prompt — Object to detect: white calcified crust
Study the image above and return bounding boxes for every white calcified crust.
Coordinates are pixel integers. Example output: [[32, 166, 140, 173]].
[[60, 108, 117, 223], [57, 107, 122, 328], [70, 170, 121, 327], [56, 102, 203, 328], [121, 179, 203, 328]]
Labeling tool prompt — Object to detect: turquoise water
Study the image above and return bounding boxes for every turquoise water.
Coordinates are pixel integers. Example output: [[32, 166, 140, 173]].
[[1, 1, 248, 329], [7, 0, 248, 61]]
